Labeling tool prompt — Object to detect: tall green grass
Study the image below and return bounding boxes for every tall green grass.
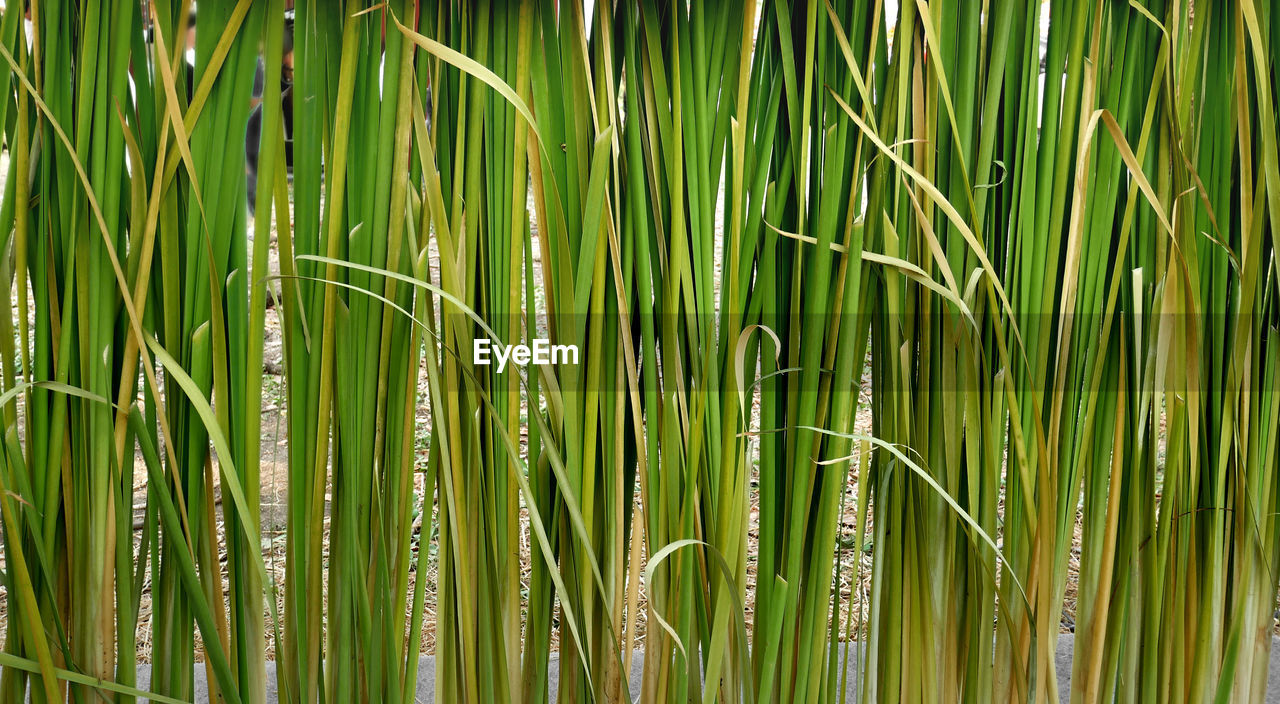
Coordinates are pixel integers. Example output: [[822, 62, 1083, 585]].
[[0, 0, 276, 701], [0, 1, 1277, 703]]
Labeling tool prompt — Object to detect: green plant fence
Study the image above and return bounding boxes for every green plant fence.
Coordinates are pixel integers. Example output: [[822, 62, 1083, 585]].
[[0, 1, 1276, 703]]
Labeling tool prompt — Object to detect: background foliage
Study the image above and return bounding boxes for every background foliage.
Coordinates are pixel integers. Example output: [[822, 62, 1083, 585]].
[[0, 1, 1277, 703]]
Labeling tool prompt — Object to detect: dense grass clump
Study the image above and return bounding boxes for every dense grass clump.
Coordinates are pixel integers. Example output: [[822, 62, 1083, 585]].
[[0, 2, 1277, 703]]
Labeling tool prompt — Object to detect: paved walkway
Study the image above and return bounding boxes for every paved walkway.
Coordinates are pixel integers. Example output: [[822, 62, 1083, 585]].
[[8, 635, 1280, 702]]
